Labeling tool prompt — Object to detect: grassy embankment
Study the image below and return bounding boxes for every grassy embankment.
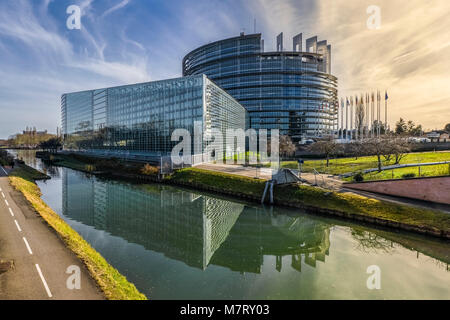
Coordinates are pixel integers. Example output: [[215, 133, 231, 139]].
[[8, 164, 147, 300], [40, 153, 157, 177], [38, 152, 450, 237], [273, 151, 450, 175], [166, 168, 450, 238]]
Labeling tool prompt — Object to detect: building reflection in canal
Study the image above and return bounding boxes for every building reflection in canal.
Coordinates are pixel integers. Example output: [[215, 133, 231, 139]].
[[62, 170, 331, 273]]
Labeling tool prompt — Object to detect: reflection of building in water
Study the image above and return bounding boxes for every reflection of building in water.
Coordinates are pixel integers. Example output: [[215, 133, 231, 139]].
[[210, 209, 330, 273], [62, 170, 243, 269], [62, 170, 331, 273]]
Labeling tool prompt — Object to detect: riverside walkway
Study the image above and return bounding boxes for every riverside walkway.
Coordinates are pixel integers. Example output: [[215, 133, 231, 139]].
[[0, 165, 104, 300]]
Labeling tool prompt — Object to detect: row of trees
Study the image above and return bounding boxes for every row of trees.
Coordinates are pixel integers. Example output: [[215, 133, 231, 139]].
[[8, 132, 56, 148], [394, 118, 423, 136], [394, 120, 450, 136], [307, 136, 411, 171]]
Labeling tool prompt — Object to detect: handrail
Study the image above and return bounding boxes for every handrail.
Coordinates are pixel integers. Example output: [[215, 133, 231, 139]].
[[340, 161, 450, 178]]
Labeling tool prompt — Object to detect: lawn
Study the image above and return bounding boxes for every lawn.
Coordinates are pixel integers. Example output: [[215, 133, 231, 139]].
[[344, 163, 450, 182], [277, 151, 450, 175]]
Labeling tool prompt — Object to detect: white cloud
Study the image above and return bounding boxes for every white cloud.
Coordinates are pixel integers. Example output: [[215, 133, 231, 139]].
[[102, 0, 131, 18], [0, 0, 152, 137], [245, 0, 450, 129]]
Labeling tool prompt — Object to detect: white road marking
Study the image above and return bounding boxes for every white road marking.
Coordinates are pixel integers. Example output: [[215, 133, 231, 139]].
[[0, 166, 7, 175], [5, 199, 9, 206], [35, 264, 52, 298], [14, 219, 22, 232], [9, 207, 14, 216], [23, 237, 33, 255], [1, 192, 4, 198]]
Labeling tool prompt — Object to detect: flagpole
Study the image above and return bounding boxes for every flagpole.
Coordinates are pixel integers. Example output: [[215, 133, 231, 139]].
[[350, 97, 353, 141], [361, 94, 365, 140], [346, 97, 349, 141], [341, 98, 344, 139], [385, 90, 388, 135], [371, 92, 375, 138], [355, 96, 358, 140], [366, 93, 369, 139]]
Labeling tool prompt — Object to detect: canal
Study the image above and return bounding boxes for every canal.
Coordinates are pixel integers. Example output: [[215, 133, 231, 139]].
[[11, 150, 450, 299]]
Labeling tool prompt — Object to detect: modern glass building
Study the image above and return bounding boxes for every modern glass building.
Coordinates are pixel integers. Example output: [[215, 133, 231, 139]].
[[183, 33, 338, 141], [61, 74, 247, 163], [62, 169, 331, 273]]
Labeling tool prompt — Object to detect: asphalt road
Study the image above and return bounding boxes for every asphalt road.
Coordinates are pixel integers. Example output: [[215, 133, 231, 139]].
[[0, 165, 104, 300]]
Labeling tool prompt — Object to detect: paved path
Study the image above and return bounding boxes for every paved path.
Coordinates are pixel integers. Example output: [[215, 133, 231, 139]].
[[195, 163, 343, 190], [195, 163, 450, 213], [0, 165, 104, 300]]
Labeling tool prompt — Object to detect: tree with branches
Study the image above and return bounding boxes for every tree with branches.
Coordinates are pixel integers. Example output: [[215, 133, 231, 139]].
[[364, 137, 391, 172], [307, 137, 343, 167], [279, 135, 296, 159]]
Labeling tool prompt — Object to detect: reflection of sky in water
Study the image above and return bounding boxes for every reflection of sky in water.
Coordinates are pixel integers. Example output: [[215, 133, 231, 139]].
[[14, 150, 450, 299]]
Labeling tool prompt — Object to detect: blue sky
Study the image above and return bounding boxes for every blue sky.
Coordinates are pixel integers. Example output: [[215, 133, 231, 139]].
[[0, 0, 449, 138]]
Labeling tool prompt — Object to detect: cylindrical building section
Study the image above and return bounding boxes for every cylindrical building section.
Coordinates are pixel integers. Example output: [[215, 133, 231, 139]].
[[183, 33, 338, 141]]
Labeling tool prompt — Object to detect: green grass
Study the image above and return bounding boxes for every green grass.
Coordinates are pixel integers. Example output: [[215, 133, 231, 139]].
[[276, 184, 450, 231], [166, 167, 267, 196], [9, 165, 147, 300], [275, 151, 450, 175], [344, 163, 450, 182], [165, 168, 450, 234]]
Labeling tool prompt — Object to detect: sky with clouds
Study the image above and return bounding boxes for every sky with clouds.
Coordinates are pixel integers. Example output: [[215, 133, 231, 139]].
[[0, 0, 449, 138]]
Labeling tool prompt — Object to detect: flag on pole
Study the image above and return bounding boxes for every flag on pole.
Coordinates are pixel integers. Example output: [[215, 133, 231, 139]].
[[385, 91, 389, 100]]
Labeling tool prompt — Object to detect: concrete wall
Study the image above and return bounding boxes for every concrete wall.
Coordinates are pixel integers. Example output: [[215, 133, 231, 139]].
[[410, 142, 450, 152], [345, 176, 450, 205]]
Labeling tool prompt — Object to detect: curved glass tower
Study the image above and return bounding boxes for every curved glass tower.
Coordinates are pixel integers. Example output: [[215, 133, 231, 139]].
[[183, 33, 338, 140]]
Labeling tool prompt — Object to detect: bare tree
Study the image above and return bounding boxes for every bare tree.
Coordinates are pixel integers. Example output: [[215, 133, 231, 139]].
[[347, 140, 365, 160], [307, 137, 343, 167], [279, 135, 296, 158], [364, 137, 391, 172], [391, 138, 411, 164]]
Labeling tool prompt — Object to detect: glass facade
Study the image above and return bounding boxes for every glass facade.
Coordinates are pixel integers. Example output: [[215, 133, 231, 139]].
[[183, 33, 338, 140], [61, 169, 331, 272], [61, 75, 247, 163]]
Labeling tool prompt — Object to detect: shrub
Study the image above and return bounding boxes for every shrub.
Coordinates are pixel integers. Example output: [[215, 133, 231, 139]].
[[353, 172, 364, 182], [141, 163, 158, 175], [402, 173, 416, 179]]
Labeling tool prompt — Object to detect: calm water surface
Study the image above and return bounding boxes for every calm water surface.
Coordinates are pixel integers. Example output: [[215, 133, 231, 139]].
[[12, 150, 450, 299]]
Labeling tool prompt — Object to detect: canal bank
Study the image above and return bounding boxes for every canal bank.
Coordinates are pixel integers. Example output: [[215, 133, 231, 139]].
[[7, 164, 147, 300], [8, 150, 450, 300], [33, 152, 450, 240]]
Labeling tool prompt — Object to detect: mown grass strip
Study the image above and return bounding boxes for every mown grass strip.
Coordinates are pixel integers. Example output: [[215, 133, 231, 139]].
[[343, 163, 450, 181], [8, 165, 147, 300], [274, 151, 450, 174]]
